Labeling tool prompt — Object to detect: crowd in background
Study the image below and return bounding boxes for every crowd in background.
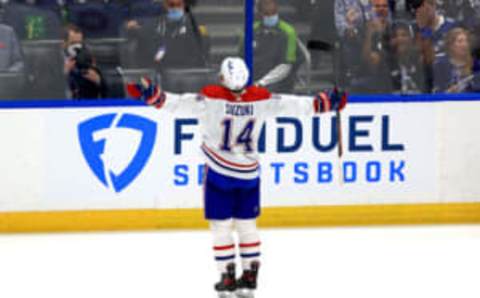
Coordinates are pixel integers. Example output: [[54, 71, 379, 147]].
[[325, 0, 480, 94], [0, 0, 478, 100]]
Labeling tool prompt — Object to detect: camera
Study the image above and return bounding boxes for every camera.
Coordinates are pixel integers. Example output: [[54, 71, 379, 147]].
[[65, 43, 93, 74]]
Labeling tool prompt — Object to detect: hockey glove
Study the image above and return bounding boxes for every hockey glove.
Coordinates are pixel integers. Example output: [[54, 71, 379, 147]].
[[314, 87, 348, 113], [127, 77, 166, 109]]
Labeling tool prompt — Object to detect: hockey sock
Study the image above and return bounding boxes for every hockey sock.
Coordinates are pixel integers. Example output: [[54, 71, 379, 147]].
[[210, 219, 236, 273], [235, 219, 261, 271]]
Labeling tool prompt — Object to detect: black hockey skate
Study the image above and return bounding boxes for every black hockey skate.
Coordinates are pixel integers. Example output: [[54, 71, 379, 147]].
[[235, 261, 260, 298], [215, 263, 236, 298]]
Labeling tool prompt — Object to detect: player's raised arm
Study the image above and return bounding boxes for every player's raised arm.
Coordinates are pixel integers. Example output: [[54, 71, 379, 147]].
[[126, 77, 204, 114], [267, 87, 348, 116]]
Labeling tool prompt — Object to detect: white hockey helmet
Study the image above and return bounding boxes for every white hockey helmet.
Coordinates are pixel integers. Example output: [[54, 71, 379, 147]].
[[219, 57, 250, 92]]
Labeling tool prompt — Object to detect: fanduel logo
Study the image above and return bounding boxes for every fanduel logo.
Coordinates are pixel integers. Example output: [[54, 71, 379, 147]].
[[78, 113, 157, 193]]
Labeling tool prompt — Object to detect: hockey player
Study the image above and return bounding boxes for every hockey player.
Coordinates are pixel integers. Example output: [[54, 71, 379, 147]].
[[127, 57, 347, 298]]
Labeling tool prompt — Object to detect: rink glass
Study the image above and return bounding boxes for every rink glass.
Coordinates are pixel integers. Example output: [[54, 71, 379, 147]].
[[0, 0, 478, 100]]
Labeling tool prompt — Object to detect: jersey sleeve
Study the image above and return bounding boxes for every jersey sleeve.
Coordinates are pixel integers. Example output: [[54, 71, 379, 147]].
[[265, 94, 316, 117], [162, 92, 205, 115]]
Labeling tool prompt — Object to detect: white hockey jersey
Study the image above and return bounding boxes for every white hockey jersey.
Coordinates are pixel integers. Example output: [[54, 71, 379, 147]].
[[162, 85, 319, 180]]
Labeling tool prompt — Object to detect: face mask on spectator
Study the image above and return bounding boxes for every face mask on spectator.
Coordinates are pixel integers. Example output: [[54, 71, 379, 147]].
[[167, 8, 185, 21], [263, 14, 279, 27]]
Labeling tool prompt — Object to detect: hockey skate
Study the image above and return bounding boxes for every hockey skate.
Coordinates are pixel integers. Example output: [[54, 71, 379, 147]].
[[235, 261, 259, 298], [215, 263, 237, 298]]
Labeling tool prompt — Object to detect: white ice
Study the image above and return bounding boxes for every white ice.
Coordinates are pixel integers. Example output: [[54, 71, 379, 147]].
[[0, 225, 479, 298]]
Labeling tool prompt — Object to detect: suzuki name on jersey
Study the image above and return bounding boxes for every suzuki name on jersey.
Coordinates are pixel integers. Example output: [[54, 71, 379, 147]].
[[225, 103, 254, 116]]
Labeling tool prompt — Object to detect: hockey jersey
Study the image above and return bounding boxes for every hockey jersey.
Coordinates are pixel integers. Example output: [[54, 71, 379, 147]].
[[161, 85, 320, 180]]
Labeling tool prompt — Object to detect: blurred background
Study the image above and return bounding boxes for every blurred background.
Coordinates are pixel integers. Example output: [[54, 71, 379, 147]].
[[0, 0, 479, 99]]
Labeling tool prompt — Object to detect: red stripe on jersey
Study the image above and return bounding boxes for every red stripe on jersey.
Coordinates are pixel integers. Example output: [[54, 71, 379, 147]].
[[241, 86, 271, 102], [202, 144, 258, 169], [214, 244, 235, 251], [239, 242, 261, 248], [201, 85, 236, 101], [200, 85, 271, 103]]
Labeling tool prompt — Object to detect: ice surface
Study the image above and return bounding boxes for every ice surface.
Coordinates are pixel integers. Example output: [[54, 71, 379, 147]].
[[0, 226, 478, 298]]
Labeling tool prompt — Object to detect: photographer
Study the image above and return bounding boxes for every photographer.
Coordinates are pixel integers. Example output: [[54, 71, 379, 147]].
[[63, 24, 107, 99], [351, 0, 392, 93]]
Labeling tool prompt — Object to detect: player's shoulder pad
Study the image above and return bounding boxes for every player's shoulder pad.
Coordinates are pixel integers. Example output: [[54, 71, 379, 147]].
[[201, 85, 236, 101], [241, 86, 272, 102]]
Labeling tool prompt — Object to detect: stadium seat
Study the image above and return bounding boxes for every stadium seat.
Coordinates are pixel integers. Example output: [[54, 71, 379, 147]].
[[21, 40, 66, 99], [161, 68, 217, 93], [102, 68, 126, 99], [0, 72, 27, 100], [87, 38, 127, 70]]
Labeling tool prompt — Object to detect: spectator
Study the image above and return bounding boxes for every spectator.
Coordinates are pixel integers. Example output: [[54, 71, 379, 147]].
[[123, 0, 209, 70], [335, 0, 370, 38], [387, 20, 426, 93], [433, 27, 480, 93], [438, 0, 480, 29], [412, 0, 456, 64], [334, 0, 370, 87], [352, 0, 392, 93], [363, 0, 391, 59], [0, 23, 25, 72], [247, 0, 298, 92], [121, 0, 164, 66], [411, 0, 457, 92], [63, 24, 107, 99], [3, 0, 62, 40]]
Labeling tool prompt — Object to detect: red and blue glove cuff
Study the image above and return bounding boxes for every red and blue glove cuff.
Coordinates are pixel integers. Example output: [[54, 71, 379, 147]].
[[314, 88, 347, 113], [127, 80, 166, 109]]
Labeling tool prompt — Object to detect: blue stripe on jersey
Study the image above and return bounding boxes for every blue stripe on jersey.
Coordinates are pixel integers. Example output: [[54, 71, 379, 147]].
[[240, 253, 261, 258], [201, 147, 259, 174], [215, 255, 236, 261]]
